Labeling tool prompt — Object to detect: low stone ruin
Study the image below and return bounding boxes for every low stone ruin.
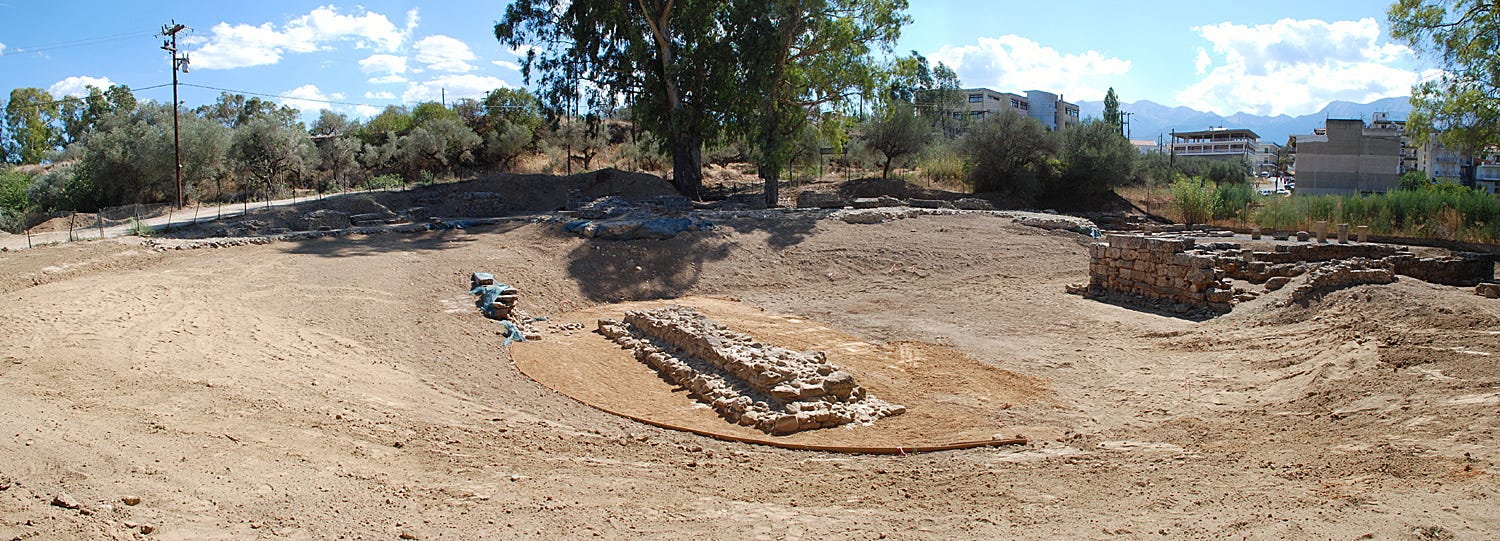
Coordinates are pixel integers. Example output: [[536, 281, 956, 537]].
[[1078, 233, 1496, 314], [597, 306, 905, 435], [1286, 258, 1396, 305], [1081, 234, 1237, 314]]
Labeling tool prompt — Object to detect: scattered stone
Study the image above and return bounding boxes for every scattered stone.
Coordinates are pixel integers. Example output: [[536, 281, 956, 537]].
[[953, 198, 995, 211], [139, 524, 157, 535], [399, 530, 421, 540], [851, 196, 903, 209], [1477, 283, 1500, 299], [1295, 231, 1309, 242], [906, 198, 954, 209], [51, 492, 80, 510], [1265, 277, 1292, 291], [1286, 258, 1396, 305], [121, 495, 141, 506], [795, 192, 848, 209]]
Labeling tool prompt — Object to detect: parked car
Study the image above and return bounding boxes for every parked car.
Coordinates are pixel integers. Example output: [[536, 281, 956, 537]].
[[1258, 188, 1274, 196]]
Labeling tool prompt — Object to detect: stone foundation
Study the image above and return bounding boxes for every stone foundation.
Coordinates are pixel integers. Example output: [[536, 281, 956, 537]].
[[1287, 258, 1397, 304], [597, 306, 904, 435], [1085, 234, 1234, 313], [1079, 234, 1494, 313]]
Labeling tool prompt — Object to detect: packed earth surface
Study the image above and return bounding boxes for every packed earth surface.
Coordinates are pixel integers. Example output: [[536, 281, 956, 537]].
[[1, 172, 1498, 540]]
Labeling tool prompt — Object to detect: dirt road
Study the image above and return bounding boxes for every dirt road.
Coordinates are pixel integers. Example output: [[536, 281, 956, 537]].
[[1, 212, 1495, 540]]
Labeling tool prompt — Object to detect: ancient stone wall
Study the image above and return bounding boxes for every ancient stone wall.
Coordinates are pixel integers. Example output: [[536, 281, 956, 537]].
[[1388, 253, 1496, 287], [1251, 243, 1399, 264], [1086, 234, 1234, 313], [597, 306, 904, 435]]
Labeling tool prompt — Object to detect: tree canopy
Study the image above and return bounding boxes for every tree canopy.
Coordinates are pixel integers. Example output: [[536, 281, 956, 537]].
[[496, 0, 909, 201], [1389, 0, 1500, 151]]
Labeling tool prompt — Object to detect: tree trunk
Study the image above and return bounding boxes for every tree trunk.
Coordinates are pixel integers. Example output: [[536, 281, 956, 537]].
[[671, 132, 703, 200], [882, 156, 893, 179], [759, 161, 782, 208]]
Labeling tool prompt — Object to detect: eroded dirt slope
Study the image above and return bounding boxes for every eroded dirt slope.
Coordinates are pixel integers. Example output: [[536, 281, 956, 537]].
[[1, 213, 1496, 540]]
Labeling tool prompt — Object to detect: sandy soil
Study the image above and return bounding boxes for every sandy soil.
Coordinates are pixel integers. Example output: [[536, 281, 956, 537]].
[[1, 202, 1498, 539]]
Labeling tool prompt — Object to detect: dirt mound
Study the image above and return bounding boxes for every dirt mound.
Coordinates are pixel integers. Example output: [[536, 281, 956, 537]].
[[26, 213, 100, 234]]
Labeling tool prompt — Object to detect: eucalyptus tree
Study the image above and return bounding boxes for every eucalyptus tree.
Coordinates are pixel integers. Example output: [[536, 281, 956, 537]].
[[497, 1, 740, 199], [732, 0, 910, 205], [1389, 0, 1500, 151], [4, 88, 60, 164]]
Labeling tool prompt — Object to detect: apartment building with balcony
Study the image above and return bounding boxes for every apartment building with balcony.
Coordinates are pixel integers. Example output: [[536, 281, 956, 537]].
[[1170, 127, 1262, 163]]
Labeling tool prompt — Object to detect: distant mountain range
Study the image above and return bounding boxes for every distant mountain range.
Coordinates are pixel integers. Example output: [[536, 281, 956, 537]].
[[1075, 97, 1414, 145]]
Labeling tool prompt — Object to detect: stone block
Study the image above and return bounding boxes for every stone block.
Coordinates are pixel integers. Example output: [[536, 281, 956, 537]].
[[1477, 283, 1500, 299]]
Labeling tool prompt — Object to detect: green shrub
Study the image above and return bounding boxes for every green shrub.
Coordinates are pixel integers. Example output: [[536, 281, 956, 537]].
[[1213, 181, 1255, 220], [1171, 177, 1219, 225], [918, 143, 968, 188], [366, 174, 404, 190], [1252, 186, 1500, 242]]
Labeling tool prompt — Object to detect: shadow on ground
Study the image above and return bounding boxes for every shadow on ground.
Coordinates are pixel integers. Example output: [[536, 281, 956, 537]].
[[276, 221, 531, 258], [564, 231, 733, 303]]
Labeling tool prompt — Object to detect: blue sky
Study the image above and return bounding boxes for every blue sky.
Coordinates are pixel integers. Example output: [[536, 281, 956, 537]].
[[0, 1, 1433, 121]]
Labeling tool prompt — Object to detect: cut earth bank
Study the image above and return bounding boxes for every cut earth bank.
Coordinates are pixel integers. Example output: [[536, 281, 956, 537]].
[[0, 174, 1497, 539]]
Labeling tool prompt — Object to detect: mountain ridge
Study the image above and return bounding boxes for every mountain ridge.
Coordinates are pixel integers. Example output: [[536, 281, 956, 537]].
[[1075, 97, 1414, 144]]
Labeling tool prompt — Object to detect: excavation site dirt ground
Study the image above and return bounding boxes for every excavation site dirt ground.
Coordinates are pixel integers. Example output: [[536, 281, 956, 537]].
[[1, 172, 1498, 540]]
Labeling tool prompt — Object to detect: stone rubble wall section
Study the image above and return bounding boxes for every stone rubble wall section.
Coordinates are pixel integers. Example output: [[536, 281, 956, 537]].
[[1287, 258, 1397, 304], [1388, 253, 1496, 287], [1087, 234, 1234, 311], [597, 306, 905, 435]]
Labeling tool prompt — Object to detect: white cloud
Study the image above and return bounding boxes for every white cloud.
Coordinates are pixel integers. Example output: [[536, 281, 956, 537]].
[[1194, 47, 1212, 76], [359, 54, 407, 75], [929, 35, 1131, 102], [1175, 18, 1418, 116], [48, 76, 115, 98], [354, 104, 382, 118], [365, 90, 396, 100], [402, 75, 512, 103], [0, 42, 7, 56], [189, 6, 410, 70], [493, 60, 522, 71], [414, 35, 476, 73], [369, 74, 409, 85], [280, 84, 344, 114]]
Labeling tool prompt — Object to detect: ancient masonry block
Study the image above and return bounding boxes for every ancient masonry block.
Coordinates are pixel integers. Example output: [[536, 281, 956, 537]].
[[1085, 234, 1235, 313], [1287, 258, 1397, 304], [597, 306, 905, 435]]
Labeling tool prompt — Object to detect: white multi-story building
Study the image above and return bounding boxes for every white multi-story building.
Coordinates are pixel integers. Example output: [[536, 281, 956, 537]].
[[1170, 127, 1262, 162], [955, 88, 1079, 131]]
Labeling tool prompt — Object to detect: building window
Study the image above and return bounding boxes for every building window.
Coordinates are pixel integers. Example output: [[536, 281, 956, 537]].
[[1010, 99, 1019, 108], [968, 94, 983, 103]]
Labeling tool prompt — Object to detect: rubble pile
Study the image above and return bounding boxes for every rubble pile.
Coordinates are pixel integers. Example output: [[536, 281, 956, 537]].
[[1285, 258, 1397, 305], [597, 306, 904, 435]]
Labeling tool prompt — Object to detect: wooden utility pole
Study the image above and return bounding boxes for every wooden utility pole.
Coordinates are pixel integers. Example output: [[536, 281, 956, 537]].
[[161, 21, 189, 208]]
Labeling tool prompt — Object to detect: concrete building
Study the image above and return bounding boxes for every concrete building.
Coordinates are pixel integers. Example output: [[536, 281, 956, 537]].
[[955, 88, 1079, 131], [1024, 90, 1080, 131], [1477, 164, 1500, 194], [1292, 118, 1402, 195], [1130, 139, 1163, 154], [1417, 140, 1475, 181], [1170, 127, 1261, 163], [1254, 141, 1281, 176], [958, 88, 1030, 122]]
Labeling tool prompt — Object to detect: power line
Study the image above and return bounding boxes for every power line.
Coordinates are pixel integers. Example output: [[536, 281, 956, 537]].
[[180, 83, 380, 108], [0, 31, 159, 57], [2, 83, 172, 111]]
